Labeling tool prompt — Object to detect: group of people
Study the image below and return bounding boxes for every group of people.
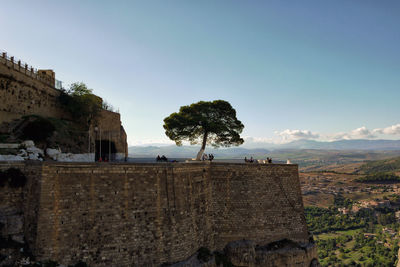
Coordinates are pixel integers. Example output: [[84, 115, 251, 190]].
[[156, 155, 168, 162], [244, 157, 272, 164], [98, 156, 109, 162], [244, 156, 254, 163], [202, 153, 215, 161]]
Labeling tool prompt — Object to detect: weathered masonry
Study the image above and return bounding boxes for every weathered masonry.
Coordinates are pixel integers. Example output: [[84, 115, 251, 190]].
[[0, 52, 128, 160], [0, 162, 318, 266]]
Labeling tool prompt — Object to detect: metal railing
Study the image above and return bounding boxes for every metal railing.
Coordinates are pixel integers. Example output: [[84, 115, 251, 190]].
[[0, 49, 63, 90]]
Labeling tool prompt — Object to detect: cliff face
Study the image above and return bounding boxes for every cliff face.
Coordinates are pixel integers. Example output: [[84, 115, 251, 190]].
[[0, 162, 318, 266]]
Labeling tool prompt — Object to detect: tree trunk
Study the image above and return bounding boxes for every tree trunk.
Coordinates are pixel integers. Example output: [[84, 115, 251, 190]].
[[195, 132, 208, 161]]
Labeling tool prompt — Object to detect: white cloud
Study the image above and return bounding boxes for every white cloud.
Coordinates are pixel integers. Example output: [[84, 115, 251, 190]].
[[128, 138, 174, 146], [373, 124, 400, 135], [129, 123, 400, 146], [326, 132, 351, 141], [323, 126, 376, 141], [276, 129, 319, 142], [244, 136, 274, 143], [349, 126, 376, 139]]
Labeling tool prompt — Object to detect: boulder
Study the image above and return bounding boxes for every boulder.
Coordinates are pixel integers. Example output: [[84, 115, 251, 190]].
[[17, 149, 28, 157], [26, 146, 43, 156], [46, 148, 61, 160], [21, 140, 35, 148], [28, 153, 39, 161]]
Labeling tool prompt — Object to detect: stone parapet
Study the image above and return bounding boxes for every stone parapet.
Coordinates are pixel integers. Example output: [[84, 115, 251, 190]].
[[0, 162, 315, 266]]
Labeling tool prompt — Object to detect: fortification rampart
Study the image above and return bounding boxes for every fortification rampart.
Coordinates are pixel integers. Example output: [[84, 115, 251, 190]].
[[0, 162, 316, 266], [0, 52, 127, 159], [0, 60, 67, 123]]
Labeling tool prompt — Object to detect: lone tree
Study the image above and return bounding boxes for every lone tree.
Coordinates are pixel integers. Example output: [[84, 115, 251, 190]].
[[163, 100, 244, 160]]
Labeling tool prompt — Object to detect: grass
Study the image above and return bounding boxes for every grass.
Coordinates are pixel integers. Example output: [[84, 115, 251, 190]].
[[360, 156, 400, 174], [316, 229, 361, 241]]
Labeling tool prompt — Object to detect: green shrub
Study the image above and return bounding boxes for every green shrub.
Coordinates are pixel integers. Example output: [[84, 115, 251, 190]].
[[197, 247, 211, 262], [21, 117, 55, 142], [73, 261, 89, 267], [0, 134, 9, 142], [42, 260, 58, 267], [214, 251, 234, 267], [356, 172, 400, 182], [58, 82, 102, 127]]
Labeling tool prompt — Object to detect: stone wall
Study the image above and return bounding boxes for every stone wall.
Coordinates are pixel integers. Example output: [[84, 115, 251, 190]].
[[0, 162, 315, 266], [0, 55, 127, 159], [0, 162, 42, 249], [0, 62, 66, 123], [94, 110, 128, 159], [211, 164, 308, 250]]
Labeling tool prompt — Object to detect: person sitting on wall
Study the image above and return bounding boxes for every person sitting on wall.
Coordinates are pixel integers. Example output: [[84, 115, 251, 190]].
[[156, 155, 161, 162], [250, 157, 254, 163], [161, 155, 168, 162], [209, 154, 214, 161], [202, 153, 208, 161], [244, 157, 248, 163], [98, 157, 103, 162], [268, 158, 272, 163], [104, 157, 109, 162]]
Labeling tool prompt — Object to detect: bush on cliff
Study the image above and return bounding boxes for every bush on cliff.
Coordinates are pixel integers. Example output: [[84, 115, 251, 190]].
[[197, 247, 212, 262], [70, 260, 89, 267], [21, 116, 55, 142], [58, 82, 102, 128]]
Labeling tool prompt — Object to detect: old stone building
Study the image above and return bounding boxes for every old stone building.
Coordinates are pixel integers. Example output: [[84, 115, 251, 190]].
[[0, 51, 127, 160]]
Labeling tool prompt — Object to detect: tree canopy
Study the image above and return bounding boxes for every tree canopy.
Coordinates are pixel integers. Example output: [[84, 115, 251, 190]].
[[58, 82, 102, 127], [163, 100, 244, 160]]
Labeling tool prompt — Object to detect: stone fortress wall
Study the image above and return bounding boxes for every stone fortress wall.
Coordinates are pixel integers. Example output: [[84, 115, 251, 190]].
[[0, 51, 127, 159], [0, 162, 318, 266], [0, 56, 66, 123]]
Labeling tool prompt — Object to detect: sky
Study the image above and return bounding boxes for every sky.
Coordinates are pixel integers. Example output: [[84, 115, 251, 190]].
[[2, 1, 400, 146]]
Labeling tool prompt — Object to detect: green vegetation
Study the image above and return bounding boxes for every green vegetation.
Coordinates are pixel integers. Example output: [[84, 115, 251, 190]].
[[316, 230, 399, 267], [356, 172, 400, 182], [305, 193, 400, 266], [4, 115, 90, 154], [20, 116, 55, 142], [197, 247, 212, 262], [58, 82, 102, 127], [0, 134, 10, 143], [359, 156, 400, 174], [214, 251, 234, 267], [163, 100, 244, 160], [305, 206, 370, 234]]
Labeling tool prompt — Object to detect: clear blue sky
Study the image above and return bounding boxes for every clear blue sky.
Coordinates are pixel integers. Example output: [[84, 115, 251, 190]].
[[2, 1, 400, 145]]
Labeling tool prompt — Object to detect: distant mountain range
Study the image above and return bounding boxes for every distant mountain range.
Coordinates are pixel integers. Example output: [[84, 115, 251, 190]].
[[129, 139, 400, 159], [267, 139, 400, 150]]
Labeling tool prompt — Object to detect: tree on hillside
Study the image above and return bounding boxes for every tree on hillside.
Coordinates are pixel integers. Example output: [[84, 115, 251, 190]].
[[163, 100, 244, 160], [58, 82, 102, 127]]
